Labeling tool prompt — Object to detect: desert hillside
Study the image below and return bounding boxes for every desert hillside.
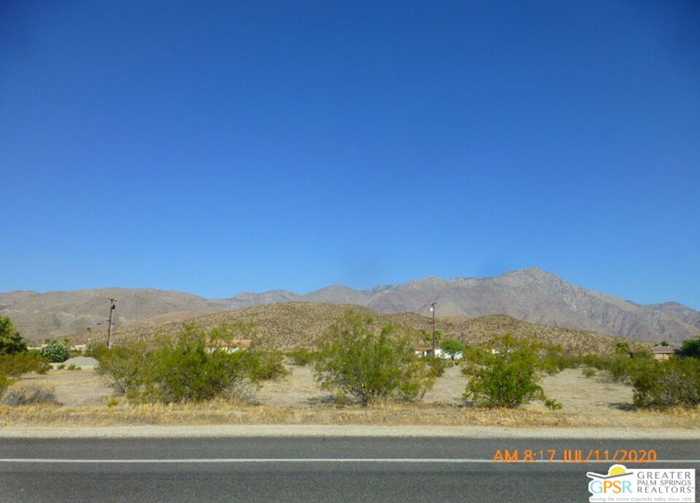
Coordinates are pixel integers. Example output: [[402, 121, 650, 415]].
[[116, 302, 635, 354]]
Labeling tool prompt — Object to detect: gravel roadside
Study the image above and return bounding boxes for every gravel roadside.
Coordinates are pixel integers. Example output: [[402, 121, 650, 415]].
[[1, 424, 699, 439]]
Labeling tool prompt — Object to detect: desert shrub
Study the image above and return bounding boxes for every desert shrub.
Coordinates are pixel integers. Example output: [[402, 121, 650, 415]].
[[0, 384, 58, 406], [239, 349, 287, 381], [679, 337, 700, 359], [0, 374, 9, 397], [582, 367, 597, 378], [612, 352, 655, 384], [632, 358, 700, 409], [465, 337, 577, 376], [139, 327, 250, 403], [463, 336, 545, 408], [0, 316, 27, 355], [615, 341, 632, 355], [40, 340, 70, 363], [440, 339, 465, 361], [96, 323, 284, 404], [544, 398, 563, 410], [425, 356, 448, 378], [577, 350, 654, 384], [540, 346, 578, 374], [314, 311, 434, 405], [286, 348, 317, 366], [85, 342, 110, 360], [418, 329, 445, 349], [0, 353, 50, 377], [95, 342, 149, 395], [462, 345, 491, 365], [579, 353, 608, 370], [606, 354, 633, 382]]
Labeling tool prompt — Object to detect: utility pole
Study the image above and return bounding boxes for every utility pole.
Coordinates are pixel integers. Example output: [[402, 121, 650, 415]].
[[107, 298, 117, 349], [430, 302, 437, 356]]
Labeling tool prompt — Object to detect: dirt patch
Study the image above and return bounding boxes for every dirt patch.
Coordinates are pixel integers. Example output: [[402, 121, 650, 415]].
[[255, 365, 636, 418], [423, 365, 465, 404], [257, 364, 467, 407], [17, 369, 114, 407], [255, 365, 333, 406], [532, 368, 634, 414]]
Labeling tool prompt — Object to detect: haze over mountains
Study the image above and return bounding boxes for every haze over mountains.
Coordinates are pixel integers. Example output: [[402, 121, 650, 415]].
[[1, 268, 698, 344]]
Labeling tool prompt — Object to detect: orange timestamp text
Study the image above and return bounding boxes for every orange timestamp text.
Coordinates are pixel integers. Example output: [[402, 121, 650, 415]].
[[492, 448, 658, 464]]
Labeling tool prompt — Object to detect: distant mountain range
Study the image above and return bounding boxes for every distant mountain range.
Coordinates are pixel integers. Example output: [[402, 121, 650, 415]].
[[1, 267, 698, 344]]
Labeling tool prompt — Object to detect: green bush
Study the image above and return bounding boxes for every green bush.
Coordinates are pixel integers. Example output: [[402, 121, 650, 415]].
[[0, 353, 50, 377], [440, 339, 464, 361], [615, 341, 632, 355], [606, 354, 633, 382], [314, 311, 434, 405], [95, 325, 275, 404], [462, 345, 491, 365], [463, 336, 545, 408], [540, 346, 578, 375], [0, 316, 27, 355], [579, 353, 607, 370], [0, 374, 9, 397], [85, 342, 110, 359], [577, 351, 655, 384], [139, 328, 250, 403], [40, 340, 71, 363], [632, 358, 700, 409], [95, 342, 149, 395], [241, 349, 287, 381], [425, 356, 448, 378], [679, 337, 700, 359], [464, 337, 578, 376], [286, 348, 317, 366]]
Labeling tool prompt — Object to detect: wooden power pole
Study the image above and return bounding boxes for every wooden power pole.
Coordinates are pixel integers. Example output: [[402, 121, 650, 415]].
[[107, 298, 117, 348], [430, 302, 437, 355]]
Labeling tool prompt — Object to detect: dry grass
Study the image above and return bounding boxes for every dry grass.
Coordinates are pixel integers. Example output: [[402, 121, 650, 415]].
[[1, 401, 698, 429], [18, 369, 114, 406], [0, 384, 58, 406]]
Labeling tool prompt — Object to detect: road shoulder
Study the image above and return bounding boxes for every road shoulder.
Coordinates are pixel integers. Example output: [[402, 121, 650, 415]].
[[1, 424, 699, 439]]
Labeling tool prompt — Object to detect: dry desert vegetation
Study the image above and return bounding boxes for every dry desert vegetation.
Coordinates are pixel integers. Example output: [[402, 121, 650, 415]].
[[1, 305, 698, 430], [118, 304, 637, 355], [2, 362, 698, 430]]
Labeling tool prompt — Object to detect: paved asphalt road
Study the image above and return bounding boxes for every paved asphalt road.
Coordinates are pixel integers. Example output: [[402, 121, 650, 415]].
[[0, 437, 698, 502]]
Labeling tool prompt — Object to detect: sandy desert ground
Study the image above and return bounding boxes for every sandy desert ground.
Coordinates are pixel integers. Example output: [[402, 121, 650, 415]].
[[3, 363, 694, 430], [13, 364, 634, 413]]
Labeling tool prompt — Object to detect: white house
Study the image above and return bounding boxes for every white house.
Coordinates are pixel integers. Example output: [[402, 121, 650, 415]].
[[414, 345, 463, 360]]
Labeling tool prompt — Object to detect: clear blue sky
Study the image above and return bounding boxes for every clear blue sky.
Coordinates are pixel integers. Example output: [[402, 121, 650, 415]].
[[2, 1, 699, 307]]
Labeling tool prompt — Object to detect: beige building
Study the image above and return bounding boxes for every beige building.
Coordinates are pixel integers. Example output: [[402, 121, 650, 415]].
[[206, 339, 253, 353], [651, 345, 675, 361]]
